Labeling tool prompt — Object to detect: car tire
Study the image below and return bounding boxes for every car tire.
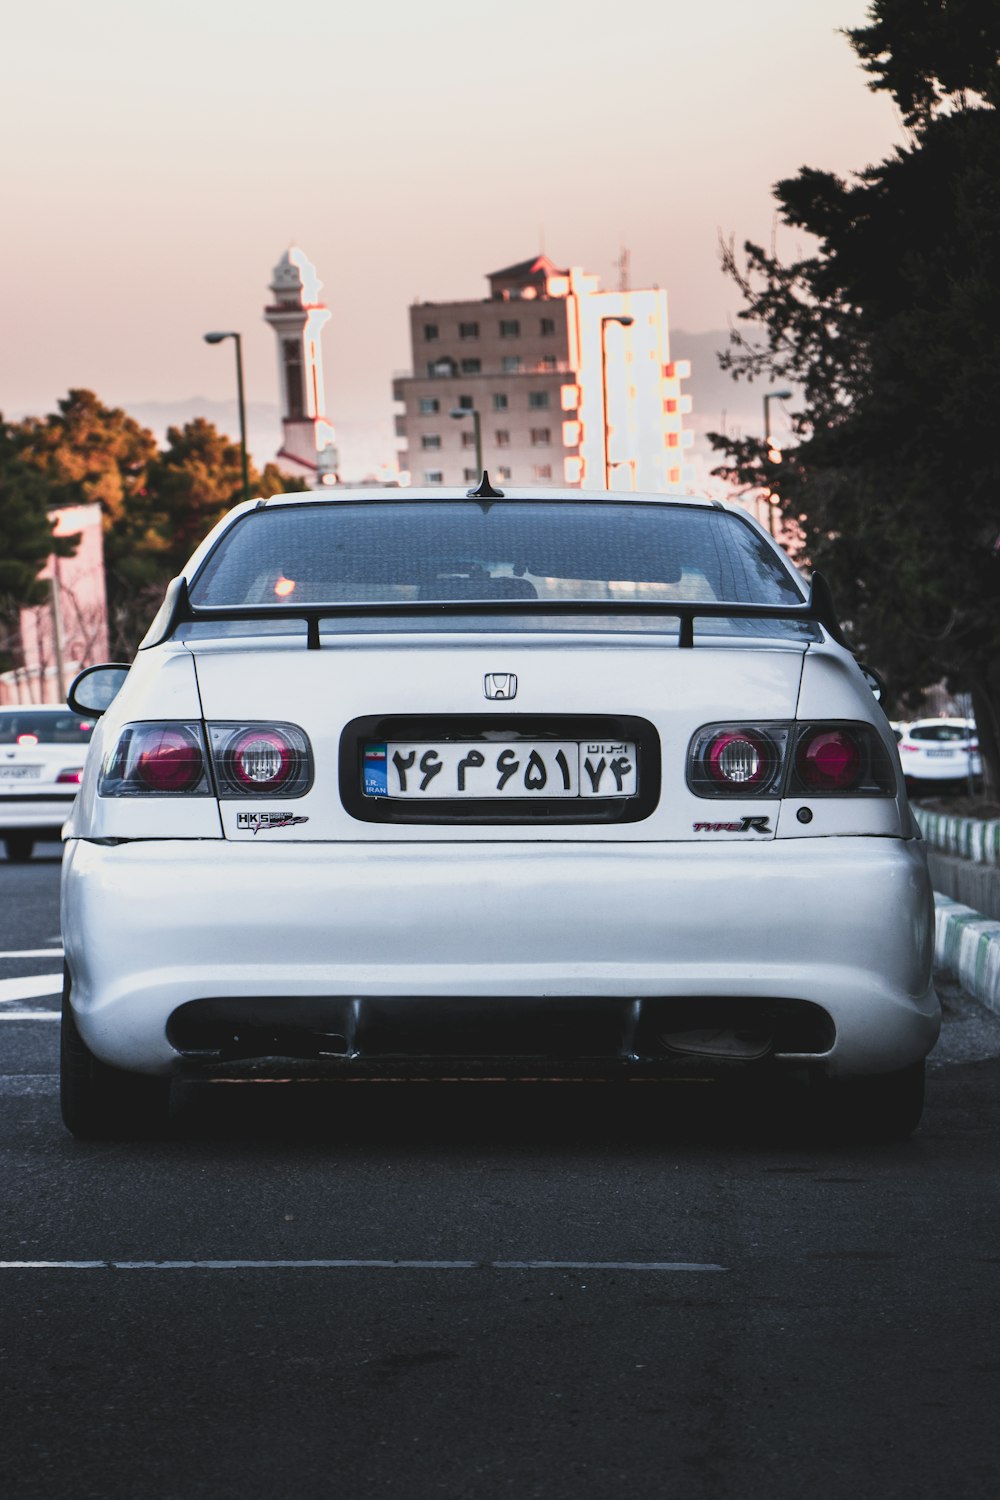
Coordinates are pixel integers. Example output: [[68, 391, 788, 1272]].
[[4, 834, 34, 862], [60, 967, 172, 1139], [811, 1059, 926, 1143]]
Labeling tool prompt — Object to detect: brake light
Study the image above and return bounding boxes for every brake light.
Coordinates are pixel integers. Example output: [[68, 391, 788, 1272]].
[[99, 723, 211, 797], [16, 733, 39, 748], [795, 729, 862, 792], [688, 724, 788, 797], [56, 768, 84, 785]]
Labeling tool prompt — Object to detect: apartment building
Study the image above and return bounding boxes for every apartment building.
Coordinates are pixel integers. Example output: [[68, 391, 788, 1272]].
[[392, 255, 692, 490]]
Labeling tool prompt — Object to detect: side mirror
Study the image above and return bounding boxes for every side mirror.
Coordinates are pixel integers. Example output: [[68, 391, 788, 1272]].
[[67, 663, 131, 717], [858, 664, 886, 703]]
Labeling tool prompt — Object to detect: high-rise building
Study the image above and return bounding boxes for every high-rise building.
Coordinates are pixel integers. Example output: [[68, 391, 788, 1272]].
[[264, 248, 338, 482], [392, 255, 692, 490]]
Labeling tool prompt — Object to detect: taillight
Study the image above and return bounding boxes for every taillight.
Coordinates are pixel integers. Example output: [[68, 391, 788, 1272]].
[[688, 724, 788, 797], [208, 723, 312, 798], [56, 768, 84, 785], [99, 723, 211, 797], [795, 728, 862, 792], [688, 721, 896, 799], [99, 722, 312, 798]]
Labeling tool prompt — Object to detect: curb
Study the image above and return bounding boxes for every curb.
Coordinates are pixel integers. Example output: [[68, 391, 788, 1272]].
[[934, 893, 1000, 1017], [914, 807, 1000, 865]]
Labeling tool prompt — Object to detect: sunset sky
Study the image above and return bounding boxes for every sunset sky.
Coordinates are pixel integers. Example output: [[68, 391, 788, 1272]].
[[3, 1, 905, 475]]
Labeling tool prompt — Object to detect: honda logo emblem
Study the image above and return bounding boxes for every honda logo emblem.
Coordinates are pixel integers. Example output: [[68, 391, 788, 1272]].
[[484, 673, 517, 700]]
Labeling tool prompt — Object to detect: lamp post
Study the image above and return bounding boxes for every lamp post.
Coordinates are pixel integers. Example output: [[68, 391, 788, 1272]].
[[600, 314, 634, 489], [762, 388, 792, 534], [449, 406, 482, 478], [204, 331, 250, 504]]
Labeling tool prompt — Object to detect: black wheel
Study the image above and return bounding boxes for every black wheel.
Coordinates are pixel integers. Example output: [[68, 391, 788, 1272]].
[[812, 1059, 926, 1143], [60, 967, 171, 1139], [4, 834, 34, 862]]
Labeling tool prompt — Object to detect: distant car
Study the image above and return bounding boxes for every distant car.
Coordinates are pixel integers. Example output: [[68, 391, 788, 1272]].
[[61, 485, 938, 1141], [0, 706, 95, 861], [897, 718, 981, 788]]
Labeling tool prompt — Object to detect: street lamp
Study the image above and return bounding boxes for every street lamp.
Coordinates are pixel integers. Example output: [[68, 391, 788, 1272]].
[[762, 388, 792, 535], [450, 406, 482, 478], [204, 330, 250, 504], [600, 314, 634, 489], [763, 389, 792, 462]]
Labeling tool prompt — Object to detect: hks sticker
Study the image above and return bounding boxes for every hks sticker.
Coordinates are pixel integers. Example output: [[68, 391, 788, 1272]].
[[236, 811, 309, 834]]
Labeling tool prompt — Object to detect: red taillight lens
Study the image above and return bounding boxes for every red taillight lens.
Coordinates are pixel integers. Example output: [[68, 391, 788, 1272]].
[[136, 727, 205, 792], [228, 729, 294, 791], [57, 768, 83, 785], [795, 729, 863, 792]]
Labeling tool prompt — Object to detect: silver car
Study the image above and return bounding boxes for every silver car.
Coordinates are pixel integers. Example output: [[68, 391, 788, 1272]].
[[61, 485, 938, 1140], [0, 706, 94, 861]]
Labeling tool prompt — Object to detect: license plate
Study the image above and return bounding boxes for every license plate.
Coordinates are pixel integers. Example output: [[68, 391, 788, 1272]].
[[363, 740, 638, 799], [926, 748, 956, 758], [0, 764, 42, 780]]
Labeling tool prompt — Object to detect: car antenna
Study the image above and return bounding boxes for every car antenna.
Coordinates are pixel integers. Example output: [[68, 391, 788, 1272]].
[[466, 470, 505, 500]]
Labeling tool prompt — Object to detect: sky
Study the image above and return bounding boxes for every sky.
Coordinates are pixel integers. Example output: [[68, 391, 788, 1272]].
[[2, 0, 906, 477]]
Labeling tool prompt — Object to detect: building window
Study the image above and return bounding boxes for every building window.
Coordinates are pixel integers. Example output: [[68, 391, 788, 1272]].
[[492, 393, 508, 411], [495, 430, 510, 448], [283, 340, 305, 421], [533, 464, 553, 480], [498, 466, 512, 481], [460, 358, 482, 374], [419, 397, 440, 415], [540, 317, 555, 335], [463, 467, 479, 482], [424, 470, 444, 484], [423, 324, 439, 341], [421, 434, 441, 450], [501, 356, 522, 374], [530, 428, 551, 446], [428, 357, 456, 377], [528, 391, 550, 410], [461, 431, 476, 449], [457, 394, 474, 409], [538, 356, 557, 371], [499, 319, 520, 338], [459, 322, 479, 340]]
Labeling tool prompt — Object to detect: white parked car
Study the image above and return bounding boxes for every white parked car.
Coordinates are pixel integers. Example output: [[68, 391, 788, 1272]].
[[897, 718, 981, 788], [61, 484, 938, 1140], [0, 706, 95, 862]]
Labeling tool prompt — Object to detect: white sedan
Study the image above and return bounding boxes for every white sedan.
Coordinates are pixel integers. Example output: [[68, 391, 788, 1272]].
[[0, 706, 94, 861], [61, 484, 938, 1140]]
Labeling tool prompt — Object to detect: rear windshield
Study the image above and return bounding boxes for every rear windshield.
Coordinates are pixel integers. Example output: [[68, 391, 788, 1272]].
[[0, 711, 95, 745], [908, 724, 973, 742], [192, 501, 805, 617]]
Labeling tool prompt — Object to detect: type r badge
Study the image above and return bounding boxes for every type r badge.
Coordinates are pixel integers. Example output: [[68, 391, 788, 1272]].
[[693, 816, 772, 834], [484, 673, 517, 701], [236, 812, 309, 834]]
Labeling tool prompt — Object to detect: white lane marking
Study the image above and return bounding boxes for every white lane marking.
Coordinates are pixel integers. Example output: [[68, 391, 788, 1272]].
[[0, 1259, 727, 1272], [0, 975, 62, 1003], [0, 949, 64, 959], [0, 1012, 59, 1022]]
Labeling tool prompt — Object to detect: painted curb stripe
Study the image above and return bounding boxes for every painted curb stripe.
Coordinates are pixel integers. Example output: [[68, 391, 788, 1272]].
[[0, 1259, 727, 1273], [934, 892, 1000, 1017]]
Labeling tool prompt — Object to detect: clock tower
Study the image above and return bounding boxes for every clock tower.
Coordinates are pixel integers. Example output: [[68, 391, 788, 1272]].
[[264, 247, 338, 481]]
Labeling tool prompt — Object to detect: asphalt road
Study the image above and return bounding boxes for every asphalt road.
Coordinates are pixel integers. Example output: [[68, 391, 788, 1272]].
[[2, 845, 1000, 1499]]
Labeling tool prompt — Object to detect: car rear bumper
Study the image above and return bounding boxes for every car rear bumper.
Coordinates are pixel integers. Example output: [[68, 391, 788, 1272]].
[[0, 794, 77, 834], [61, 836, 938, 1080]]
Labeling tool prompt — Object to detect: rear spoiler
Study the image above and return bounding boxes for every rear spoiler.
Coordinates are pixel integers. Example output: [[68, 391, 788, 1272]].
[[140, 571, 850, 653]]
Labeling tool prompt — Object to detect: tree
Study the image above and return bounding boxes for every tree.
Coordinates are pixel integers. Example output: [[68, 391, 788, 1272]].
[[14, 393, 306, 657], [0, 417, 79, 674], [710, 2, 1000, 791]]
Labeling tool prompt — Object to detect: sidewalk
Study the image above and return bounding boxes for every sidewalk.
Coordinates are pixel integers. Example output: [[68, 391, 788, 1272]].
[[915, 807, 1000, 1015]]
